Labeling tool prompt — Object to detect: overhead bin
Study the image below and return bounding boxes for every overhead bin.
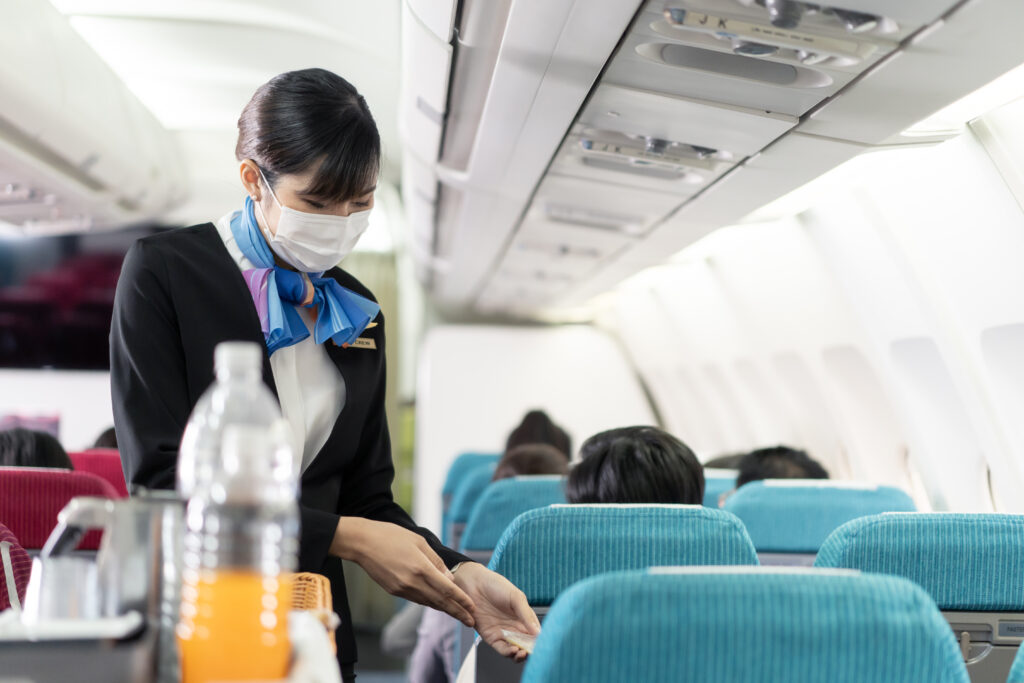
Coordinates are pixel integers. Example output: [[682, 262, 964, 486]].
[[407, 0, 458, 43], [0, 0, 185, 232], [799, 0, 1024, 145], [416, 0, 645, 309], [601, 1, 901, 117], [399, 1, 454, 163]]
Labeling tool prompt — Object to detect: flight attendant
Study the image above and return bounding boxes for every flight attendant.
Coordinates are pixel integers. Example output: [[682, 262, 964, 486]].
[[110, 68, 538, 681]]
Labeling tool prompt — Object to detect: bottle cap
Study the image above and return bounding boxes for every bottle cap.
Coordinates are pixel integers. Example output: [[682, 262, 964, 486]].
[[214, 341, 261, 377]]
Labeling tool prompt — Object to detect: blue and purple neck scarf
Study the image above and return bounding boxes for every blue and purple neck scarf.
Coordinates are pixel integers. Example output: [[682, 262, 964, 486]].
[[230, 196, 380, 356]]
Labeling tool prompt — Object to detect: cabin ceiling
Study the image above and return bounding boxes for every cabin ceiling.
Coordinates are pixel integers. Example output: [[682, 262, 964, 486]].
[[48, 0, 402, 226], [400, 0, 1024, 322]]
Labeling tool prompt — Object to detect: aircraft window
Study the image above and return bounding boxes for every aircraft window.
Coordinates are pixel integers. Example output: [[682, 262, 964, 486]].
[[980, 323, 1024, 509], [890, 337, 995, 512], [820, 345, 917, 497]]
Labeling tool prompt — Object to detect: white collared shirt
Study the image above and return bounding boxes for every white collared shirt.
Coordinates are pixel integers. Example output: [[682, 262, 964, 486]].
[[215, 212, 346, 473]]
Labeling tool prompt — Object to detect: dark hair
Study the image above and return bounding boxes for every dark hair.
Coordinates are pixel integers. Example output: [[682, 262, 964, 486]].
[[92, 427, 117, 450], [236, 68, 380, 203], [0, 428, 73, 469], [506, 410, 571, 459], [567, 426, 704, 505], [703, 453, 747, 470], [735, 446, 829, 488], [493, 444, 570, 482]]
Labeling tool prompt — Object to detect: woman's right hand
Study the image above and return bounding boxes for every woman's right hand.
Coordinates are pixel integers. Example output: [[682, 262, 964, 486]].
[[332, 517, 476, 627]]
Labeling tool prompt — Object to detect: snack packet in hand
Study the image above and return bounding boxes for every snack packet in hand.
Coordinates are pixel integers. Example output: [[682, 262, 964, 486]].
[[501, 629, 538, 654]]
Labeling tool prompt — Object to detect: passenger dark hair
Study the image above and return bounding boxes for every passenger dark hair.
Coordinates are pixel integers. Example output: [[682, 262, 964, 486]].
[[506, 410, 571, 459], [92, 427, 118, 450], [566, 426, 704, 505], [735, 446, 829, 488], [703, 453, 747, 470], [236, 68, 380, 203], [0, 428, 73, 469], [493, 444, 570, 482]]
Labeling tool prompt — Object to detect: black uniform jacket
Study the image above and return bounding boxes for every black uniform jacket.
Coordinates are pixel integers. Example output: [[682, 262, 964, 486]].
[[109, 223, 467, 665]]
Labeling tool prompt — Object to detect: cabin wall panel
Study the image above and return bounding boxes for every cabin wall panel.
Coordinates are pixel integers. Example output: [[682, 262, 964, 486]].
[[413, 325, 656, 533]]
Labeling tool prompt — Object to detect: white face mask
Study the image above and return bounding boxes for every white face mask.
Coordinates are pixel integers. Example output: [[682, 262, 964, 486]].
[[255, 169, 372, 272]]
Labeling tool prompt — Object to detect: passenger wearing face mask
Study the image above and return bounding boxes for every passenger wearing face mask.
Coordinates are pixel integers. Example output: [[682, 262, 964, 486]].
[[110, 68, 538, 682]]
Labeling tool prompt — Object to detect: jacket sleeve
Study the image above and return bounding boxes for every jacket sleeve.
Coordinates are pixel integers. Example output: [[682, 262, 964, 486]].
[[110, 240, 191, 491], [337, 316, 470, 569]]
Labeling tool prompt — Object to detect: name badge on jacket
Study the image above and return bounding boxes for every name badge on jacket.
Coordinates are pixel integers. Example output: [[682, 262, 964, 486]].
[[347, 337, 377, 350]]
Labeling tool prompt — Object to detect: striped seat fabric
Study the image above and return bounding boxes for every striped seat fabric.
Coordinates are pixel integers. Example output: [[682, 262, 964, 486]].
[[723, 480, 916, 553], [0, 523, 31, 611], [521, 568, 970, 683], [815, 513, 1024, 611], [68, 449, 129, 498], [1010, 646, 1024, 683], [442, 452, 500, 508], [489, 505, 758, 605], [0, 467, 118, 550], [444, 462, 497, 547], [702, 468, 737, 507], [459, 476, 566, 554]]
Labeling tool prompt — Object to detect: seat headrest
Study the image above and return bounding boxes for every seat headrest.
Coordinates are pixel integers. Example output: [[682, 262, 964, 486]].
[[460, 477, 566, 552], [521, 568, 968, 683], [723, 480, 916, 552], [446, 462, 498, 523], [442, 453, 501, 497], [815, 512, 1024, 611], [490, 505, 758, 605]]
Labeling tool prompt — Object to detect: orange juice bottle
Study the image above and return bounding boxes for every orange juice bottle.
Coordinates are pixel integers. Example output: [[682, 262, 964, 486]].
[[178, 568, 294, 682], [177, 362, 300, 683]]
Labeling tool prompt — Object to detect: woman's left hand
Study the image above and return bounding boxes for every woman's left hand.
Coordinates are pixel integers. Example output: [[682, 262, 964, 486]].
[[452, 562, 541, 661]]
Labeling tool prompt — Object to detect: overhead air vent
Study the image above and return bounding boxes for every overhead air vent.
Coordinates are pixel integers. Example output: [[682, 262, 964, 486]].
[[636, 42, 833, 87], [729, 1, 897, 34], [545, 204, 647, 235]]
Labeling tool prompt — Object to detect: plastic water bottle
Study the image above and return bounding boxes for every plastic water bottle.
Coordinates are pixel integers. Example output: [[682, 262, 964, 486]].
[[177, 342, 293, 498], [176, 342, 300, 683]]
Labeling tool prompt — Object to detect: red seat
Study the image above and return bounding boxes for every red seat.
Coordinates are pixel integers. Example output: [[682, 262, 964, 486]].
[[0, 522, 31, 610], [0, 468, 118, 550], [68, 449, 129, 498]]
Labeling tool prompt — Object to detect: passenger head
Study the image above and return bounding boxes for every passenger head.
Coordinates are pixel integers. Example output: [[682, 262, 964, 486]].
[[0, 428, 73, 469], [506, 410, 571, 459], [492, 444, 570, 482], [566, 426, 704, 505], [92, 427, 118, 450], [735, 446, 829, 488], [237, 68, 380, 228]]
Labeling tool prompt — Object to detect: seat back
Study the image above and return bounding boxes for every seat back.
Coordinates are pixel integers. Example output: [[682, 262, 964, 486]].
[[68, 449, 129, 498], [702, 468, 737, 507], [442, 453, 501, 508], [521, 567, 970, 683], [1010, 646, 1024, 683], [0, 468, 118, 550], [490, 504, 758, 606], [459, 477, 566, 562], [445, 462, 497, 549], [816, 513, 1024, 683], [0, 522, 31, 610], [723, 480, 916, 557]]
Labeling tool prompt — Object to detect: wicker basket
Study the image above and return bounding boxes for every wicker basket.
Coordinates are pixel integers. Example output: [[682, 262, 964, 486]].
[[290, 572, 337, 653]]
